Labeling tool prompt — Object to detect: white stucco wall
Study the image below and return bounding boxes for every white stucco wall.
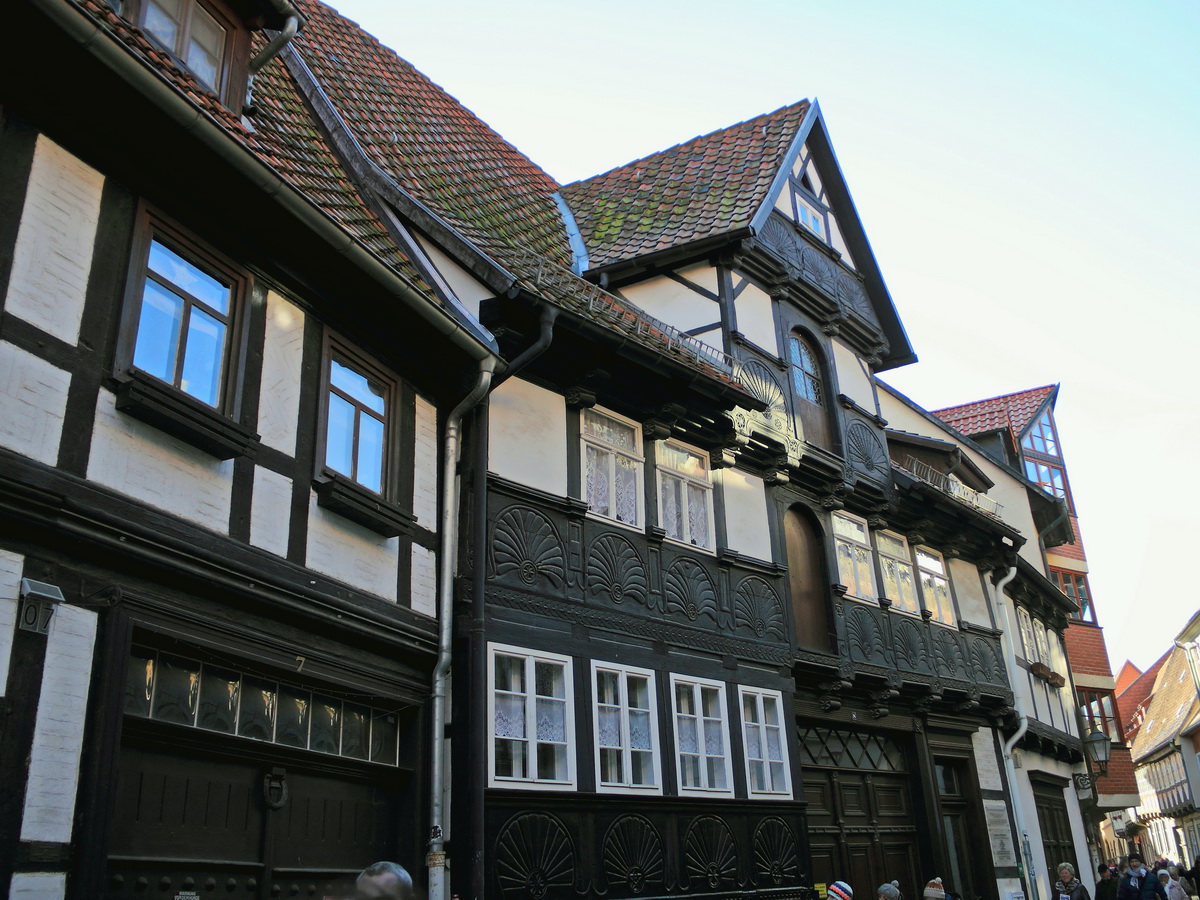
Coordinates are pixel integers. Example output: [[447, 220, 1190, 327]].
[[411, 544, 437, 617], [5, 136, 103, 346], [249, 467, 293, 557], [734, 281, 779, 355], [88, 391, 233, 533], [21, 603, 97, 844], [413, 395, 439, 529], [414, 234, 495, 320], [1012, 760, 1090, 886], [0, 549, 22, 697], [488, 378, 567, 497], [305, 497, 399, 601], [831, 339, 875, 413], [258, 291, 305, 455], [619, 267, 721, 345], [720, 469, 774, 562], [0, 341, 70, 466]]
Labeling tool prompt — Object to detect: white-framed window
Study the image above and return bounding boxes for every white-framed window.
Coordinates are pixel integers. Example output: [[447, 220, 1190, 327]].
[[593, 661, 661, 794], [833, 512, 875, 601], [657, 441, 714, 550], [1017, 607, 1037, 662], [582, 408, 644, 528], [670, 674, 733, 796], [739, 686, 791, 797], [877, 531, 919, 614], [915, 547, 955, 626], [1033, 620, 1050, 665], [794, 193, 826, 240], [488, 643, 575, 790]]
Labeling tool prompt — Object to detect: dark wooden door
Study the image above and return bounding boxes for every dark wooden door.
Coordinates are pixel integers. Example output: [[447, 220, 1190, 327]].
[[799, 725, 921, 900], [106, 744, 397, 899], [1033, 779, 1079, 884]]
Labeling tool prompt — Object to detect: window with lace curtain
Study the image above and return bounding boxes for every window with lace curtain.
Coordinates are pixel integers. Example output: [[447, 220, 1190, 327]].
[[488, 644, 575, 790], [582, 408, 643, 527], [670, 674, 733, 796], [739, 686, 791, 797], [656, 440, 713, 550], [593, 661, 661, 794], [832, 512, 875, 601]]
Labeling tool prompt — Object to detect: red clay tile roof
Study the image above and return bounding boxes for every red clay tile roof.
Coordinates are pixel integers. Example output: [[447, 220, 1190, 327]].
[[933, 385, 1056, 438], [1117, 650, 1170, 738], [560, 101, 810, 269], [292, 0, 573, 268], [76, 0, 436, 296], [1130, 646, 1200, 760]]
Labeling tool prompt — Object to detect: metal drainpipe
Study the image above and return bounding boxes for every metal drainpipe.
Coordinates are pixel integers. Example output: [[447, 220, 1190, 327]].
[[244, 13, 300, 114], [991, 563, 1041, 900], [429, 357, 496, 900], [466, 303, 557, 900]]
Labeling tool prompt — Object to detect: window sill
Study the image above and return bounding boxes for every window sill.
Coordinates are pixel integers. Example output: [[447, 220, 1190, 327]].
[[313, 473, 416, 538], [114, 370, 259, 460]]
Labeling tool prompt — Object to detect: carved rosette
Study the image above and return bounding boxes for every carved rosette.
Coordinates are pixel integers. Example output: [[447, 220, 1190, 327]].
[[491, 507, 565, 588], [753, 817, 799, 887], [733, 577, 786, 640], [844, 605, 885, 665], [663, 559, 719, 624], [683, 815, 738, 891], [586, 534, 649, 606], [736, 360, 788, 434], [846, 422, 888, 478], [494, 812, 575, 899], [602, 815, 664, 896]]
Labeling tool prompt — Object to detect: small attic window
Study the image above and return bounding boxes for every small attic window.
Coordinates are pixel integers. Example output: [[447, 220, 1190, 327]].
[[128, 0, 251, 107]]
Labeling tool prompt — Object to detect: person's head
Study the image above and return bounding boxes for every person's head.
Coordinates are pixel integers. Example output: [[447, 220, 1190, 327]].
[[829, 881, 854, 900], [924, 878, 946, 900], [356, 862, 414, 900], [1129, 853, 1145, 871], [1158, 871, 1171, 884], [1059, 863, 1076, 883], [1099, 864, 1113, 880], [879, 881, 902, 900]]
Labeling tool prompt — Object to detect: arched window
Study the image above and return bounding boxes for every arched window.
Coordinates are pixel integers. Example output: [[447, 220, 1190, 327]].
[[788, 331, 830, 448], [784, 506, 832, 652]]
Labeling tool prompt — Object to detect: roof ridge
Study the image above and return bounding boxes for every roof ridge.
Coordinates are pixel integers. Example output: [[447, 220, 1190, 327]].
[[933, 384, 1057, 416], [565, 99, 811, 189]]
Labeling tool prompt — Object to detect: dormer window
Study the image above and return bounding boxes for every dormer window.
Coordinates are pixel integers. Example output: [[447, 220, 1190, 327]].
[[128, 0, 250, 106]]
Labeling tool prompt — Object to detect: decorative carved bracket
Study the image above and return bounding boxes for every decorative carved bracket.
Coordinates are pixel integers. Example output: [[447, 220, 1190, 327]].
[[565, 386, 598, 409]]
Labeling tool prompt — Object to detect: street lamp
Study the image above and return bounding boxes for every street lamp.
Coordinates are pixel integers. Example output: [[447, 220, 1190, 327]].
[[1085, 724, 1111, 777]]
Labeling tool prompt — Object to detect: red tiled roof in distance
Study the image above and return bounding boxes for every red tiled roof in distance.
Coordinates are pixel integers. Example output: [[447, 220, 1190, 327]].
[[1115, 660, 1144, 695], [291, 0, 573, 267], [560, 101, 811, 269], [1117, 651, 1170, 737], [933, 385, 1056, 439]]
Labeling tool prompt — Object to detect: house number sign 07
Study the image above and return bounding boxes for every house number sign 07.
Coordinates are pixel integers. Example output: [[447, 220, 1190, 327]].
[[18, 597, 55, 635]]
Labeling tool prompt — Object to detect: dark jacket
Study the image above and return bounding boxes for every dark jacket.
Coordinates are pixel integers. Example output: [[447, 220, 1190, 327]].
[[1055, 878, 1092, 900], [1118, 868, 1169, 900], [1096, 874, 1119, 900]]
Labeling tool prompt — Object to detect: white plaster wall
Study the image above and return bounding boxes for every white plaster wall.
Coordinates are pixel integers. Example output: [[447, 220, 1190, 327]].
[[0, 341, 70, 466], [973, 727, 1004, 791], [414, 234, 495, 320], [0, 549, 23, 697], [10, 873, 67, 900], [413, 395, 438, 529], [828, 216, 856, 270], [411, 543, 437, 617], [88, 391, 233, 533], [249, 467, 292, 557], [720, 469, 773, 562], [676, 263, 719, 295], [619, 270, 721, 338], [305, 496, 399, 601], [950, 558, 990, 626], [21, 603, 97, 844], [488, 378, 567, 497], [258, 291, 305, 454], [1014, 760, 1090, 881], [5, 136, 103, 346], [831, 340, 875, 413], [734, 281, 779, 355]]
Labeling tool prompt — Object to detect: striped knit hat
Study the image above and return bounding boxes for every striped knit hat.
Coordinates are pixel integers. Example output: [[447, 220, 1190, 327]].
[[830, 882, 854, 900], [924, 878, 945, 900]]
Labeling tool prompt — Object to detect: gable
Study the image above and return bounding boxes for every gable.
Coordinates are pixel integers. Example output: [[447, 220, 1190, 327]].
[[769, 140, 857, 270]]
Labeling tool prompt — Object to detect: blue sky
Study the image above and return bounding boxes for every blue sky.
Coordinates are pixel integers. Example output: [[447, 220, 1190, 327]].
[[325, 0, 1200, 672]]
